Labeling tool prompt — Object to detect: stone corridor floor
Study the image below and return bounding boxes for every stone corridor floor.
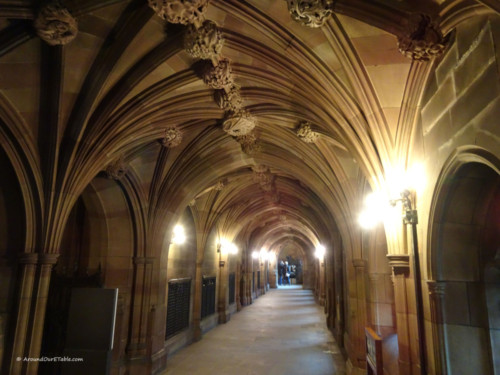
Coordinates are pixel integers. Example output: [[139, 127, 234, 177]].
[[161, 286, 346, 375]]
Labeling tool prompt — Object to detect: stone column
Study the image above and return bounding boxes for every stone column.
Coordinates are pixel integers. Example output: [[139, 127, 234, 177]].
[[259, 261, 265, 295], [268, 261, 277, 288], [428, 280, 447, 375], [387, 254, 414, 374], [192, 261, 203, 341], [10, 253, 38, 375], [352, 258, 368, 370], [127, 257, 147, 358], [236, 262, 242, 311], [26, 253, 59, 375], [241, 261, 249, 306], [320, 259, 326, 306], [247, 253, 254, 303], [217, 259, 229, 324]]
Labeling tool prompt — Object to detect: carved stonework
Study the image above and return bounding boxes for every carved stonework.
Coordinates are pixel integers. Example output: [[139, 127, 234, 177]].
[[148, 0, 209, 26], [236, 132, 261, 155], [267, 191, 280, 203], [398, 14, 446, 62], [34, 3, 78, 46], [105, 157, 127, 180], [223, 109, 256, 136], [189, 199, 196, 207], [161, 127, 183, 148], [184, 20, 224, 62], [252, 165, 275, 192], [202, 58, 233, 89], [214, 180, 225, 191], [296, 121, 319, 143], [285, 0, 335, 28], [214, 85, 243, 111], [251, 164, 268, 173]]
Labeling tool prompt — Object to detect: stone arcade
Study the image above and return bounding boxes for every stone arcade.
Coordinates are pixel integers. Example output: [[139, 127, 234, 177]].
[[0, 1, 498, 374]]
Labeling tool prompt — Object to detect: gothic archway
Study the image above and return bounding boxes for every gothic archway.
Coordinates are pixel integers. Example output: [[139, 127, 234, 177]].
[[428, 150, 500, 374]]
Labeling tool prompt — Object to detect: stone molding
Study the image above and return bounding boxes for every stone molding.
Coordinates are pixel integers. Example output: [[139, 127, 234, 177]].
[[148, 0, 209, 26], [34, 3, 78, 46], [161, 127, 183, 148], [285, 0, 336, 28], [222, 109, 256, 136], [184, 20, 224, 63], [398, 13, 446, 61]]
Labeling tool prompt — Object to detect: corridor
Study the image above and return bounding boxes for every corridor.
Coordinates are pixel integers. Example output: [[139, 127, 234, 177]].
[[162, 286, 346, 375]]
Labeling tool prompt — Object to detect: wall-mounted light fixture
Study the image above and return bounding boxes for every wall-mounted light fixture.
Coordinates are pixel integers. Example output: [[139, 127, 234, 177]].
[[315, 244, 326, 260], [358, 163, 425, 229], [171, 224, 186, 245], [358, 163, 427, 375], [217, 238, 238, 267]]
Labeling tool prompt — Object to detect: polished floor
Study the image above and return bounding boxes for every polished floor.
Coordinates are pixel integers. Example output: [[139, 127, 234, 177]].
[[162, 286, 346, 375]]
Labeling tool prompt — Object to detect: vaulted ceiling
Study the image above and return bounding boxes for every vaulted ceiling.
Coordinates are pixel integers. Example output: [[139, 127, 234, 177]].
[[0, 0, 491, 257]]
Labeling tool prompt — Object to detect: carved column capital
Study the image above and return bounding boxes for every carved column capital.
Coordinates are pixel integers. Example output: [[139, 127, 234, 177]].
[[427, 280, 446, 298], [368, 273, 381, 282], [398, 13, 446, 61], [352, 258, 366, 268], [38, 253, 59, 265], [387, 254, 410, 275], [18, 252, 39, 264], [133, 256, 146, 265], [34, 3, 78, 46], [285, 0, 336, 28]]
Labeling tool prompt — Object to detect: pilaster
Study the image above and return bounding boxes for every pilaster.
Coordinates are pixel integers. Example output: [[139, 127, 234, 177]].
[[387, 254, 414, 374], [428, 280, 447, 375], [10, 252, 38, 375], [352, 258, 367, 370], [217, 259, 229, 324], [192, 262, 203, 341], [26, 254, 59, 375], [127, 256, 148, 358]]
